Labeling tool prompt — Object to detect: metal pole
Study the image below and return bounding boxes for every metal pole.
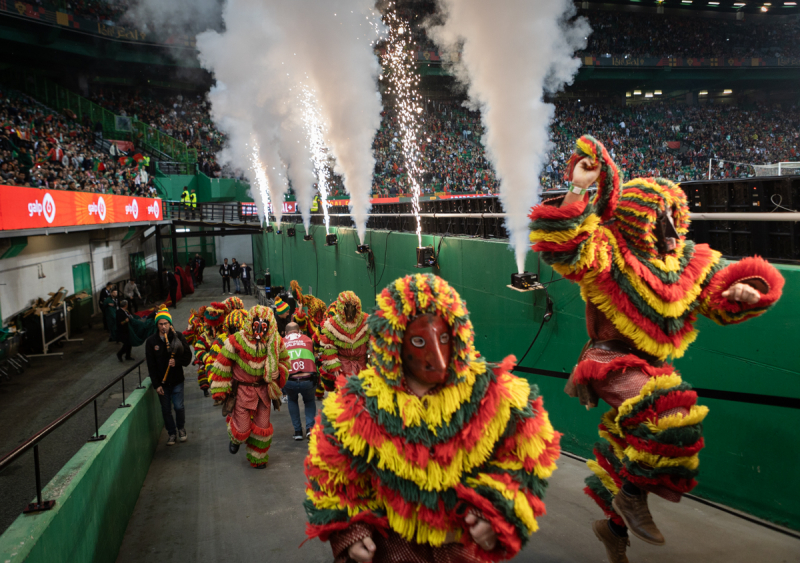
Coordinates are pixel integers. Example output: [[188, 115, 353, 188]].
[[708, 159, 712, 180], [88, 399, 106, 442], [33, 445, 42, 506], [136, 364, 145, 389], [119, 377, 131, 408]]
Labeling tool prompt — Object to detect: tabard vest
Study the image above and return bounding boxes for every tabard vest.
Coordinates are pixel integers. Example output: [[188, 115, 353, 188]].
[[283, 333, 316, 376]]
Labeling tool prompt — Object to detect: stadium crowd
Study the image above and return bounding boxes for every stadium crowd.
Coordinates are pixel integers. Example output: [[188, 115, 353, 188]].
[[0, 90, 156, 196], [578, 10, 800, 59]]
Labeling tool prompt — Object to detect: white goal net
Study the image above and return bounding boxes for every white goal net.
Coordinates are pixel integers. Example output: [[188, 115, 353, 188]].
[[752, 162, 800, 177]]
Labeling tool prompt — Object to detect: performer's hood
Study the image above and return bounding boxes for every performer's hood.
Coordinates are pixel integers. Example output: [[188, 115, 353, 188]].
[[291, 280, 327, 322], [566, 134, 690, 258], [334, 291, 363, 325], [246, 304, 277, 344], [615, 178, 690, 257], [225, 309, 250, 334], [204, 302, 227, 327], [370, 274, 478, 389], [224, 295, 244, 311]]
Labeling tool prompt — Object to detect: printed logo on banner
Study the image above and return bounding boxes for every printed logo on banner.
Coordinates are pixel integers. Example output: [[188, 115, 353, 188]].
[[148, 200, 160, 219], [125, 199, 139, 219], [43, 193, 56, 224], [88, 196, 108, 221]]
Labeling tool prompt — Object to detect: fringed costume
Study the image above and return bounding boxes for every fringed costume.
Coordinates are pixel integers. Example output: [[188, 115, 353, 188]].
[[194, 302, 228, 393], [304, 274, 561, 563], [291, 280, 328, 398], [318, 291, 369, 390], [529, 135, 784, 540], [209, 305, 290, 468], [204, 309, 250, 406]]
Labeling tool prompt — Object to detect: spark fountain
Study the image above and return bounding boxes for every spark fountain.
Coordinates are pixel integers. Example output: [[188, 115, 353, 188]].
[[381, 2, 431, 264], [299, 85, 332, 235], [249, 138, 273, 228]]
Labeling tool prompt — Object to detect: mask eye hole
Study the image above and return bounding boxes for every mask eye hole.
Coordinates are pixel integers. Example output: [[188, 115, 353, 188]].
[[411, 336, 425, 348], [439, 333, 450, 345]]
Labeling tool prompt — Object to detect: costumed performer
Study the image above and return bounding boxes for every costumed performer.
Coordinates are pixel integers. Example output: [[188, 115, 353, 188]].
[[209, 305, 290, 468], [318, 291, 369, 390], [193, 302, 228, 397], [204, 308, 250, 406], [291, 280, 328, 399], [304, 274, 561, 563], [528, 135, 784, 563]]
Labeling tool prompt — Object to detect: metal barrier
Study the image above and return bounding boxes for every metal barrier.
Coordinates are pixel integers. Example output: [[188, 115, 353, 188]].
[[0, 361, 148, 514]]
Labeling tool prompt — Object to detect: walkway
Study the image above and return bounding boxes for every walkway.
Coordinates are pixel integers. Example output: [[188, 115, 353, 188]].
[[116, 288, 800, 563]]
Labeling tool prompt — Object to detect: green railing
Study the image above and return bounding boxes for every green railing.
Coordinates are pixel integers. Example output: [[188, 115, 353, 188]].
[[12, 74, 197, 165]]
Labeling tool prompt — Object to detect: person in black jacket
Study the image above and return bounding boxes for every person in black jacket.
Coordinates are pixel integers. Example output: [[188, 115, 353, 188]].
[[240, 262, 253, 295], [167, 269, 179, 309], [219, 258, 232, 294], [195, 253, 206, 285], [98, 282, 114, 330], [145, 308, 193, 446], [116, 300, 134, 362], [231, 258, 242, 294]]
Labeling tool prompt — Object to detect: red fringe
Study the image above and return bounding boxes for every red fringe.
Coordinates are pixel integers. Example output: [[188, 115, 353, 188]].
[[626, 435, 705, 459], [571, 355, 652, 386], [305, 512, 390, 543], [583, 486, 624, 526], [455, 485, 522, 562], [528, 198, 588, 222], [702, 255, 785, 314], [250, 422, 274, 438]]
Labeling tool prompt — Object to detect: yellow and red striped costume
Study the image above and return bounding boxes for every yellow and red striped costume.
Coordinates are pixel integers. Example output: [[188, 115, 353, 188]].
[[304, 275, 560, 562], [529, 135, 784, 523]]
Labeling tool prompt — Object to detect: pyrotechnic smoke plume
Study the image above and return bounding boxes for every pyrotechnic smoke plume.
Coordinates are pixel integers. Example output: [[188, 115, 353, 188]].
[[428, 0, 590, 273], [194, 0, 382, 242]]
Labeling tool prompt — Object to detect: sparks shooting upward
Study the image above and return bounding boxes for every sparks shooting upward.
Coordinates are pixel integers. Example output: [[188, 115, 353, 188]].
[[381, 2, 424, 246], [248, 138, 272, 227], [299, 85, 332, 235]]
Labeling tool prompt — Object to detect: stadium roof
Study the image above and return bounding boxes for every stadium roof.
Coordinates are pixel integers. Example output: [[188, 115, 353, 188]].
[[581, 0, 800, 14]]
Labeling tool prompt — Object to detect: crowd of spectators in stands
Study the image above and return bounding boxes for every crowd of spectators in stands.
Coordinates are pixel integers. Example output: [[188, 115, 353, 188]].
[[578, 10, 800, 59], [0, 90, 157, 196], [371, 98, 799, 196]]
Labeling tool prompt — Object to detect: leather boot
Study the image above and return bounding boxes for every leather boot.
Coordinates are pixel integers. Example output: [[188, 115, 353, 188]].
[[612, 491, 665, 545], [592, 520, 630, 563], [229, 441, 240, 454]]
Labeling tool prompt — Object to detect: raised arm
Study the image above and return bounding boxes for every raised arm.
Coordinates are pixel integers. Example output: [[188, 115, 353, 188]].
[[529, 135, 620, 280]]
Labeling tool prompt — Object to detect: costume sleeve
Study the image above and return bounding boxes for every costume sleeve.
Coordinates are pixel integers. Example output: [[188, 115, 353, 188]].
[[303, 400, 385, 560], [698, 255, 784, 325], [209, 336, 235, 400], [529, 135, 619, 280], [276, 339, 290, 389], [456, 359, 561, 562], [293, 307, 309, 333], [319, 331, 343, 386], [204, 337, 224, 374]]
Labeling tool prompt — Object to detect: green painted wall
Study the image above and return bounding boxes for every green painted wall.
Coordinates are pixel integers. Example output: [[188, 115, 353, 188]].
[[154, 173, 252, 203], [255, 223, 800, 530], [0, 379, 163, 563], [154, 174, 197, 201]]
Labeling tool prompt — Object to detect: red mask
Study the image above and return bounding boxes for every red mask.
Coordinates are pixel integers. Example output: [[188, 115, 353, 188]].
[[251, 317, 269, 342], [402, 314, 452, 386]]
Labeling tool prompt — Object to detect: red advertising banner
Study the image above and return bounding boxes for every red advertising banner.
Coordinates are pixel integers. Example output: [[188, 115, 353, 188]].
[[265, 201, 297, 214], [0, 185, 163, 231]]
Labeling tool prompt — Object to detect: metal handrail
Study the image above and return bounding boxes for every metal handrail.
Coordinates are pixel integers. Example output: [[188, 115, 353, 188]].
[[0, 360, 148, 513]]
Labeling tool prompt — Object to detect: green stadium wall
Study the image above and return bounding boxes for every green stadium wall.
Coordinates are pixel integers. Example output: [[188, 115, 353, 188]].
[[0, 379, 163, 563], [254, 223, 800, 530]]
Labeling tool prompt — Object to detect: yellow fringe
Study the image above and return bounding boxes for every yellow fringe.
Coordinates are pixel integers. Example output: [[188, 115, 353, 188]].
[[645, 405, 709, 434], [587, 459, 620, 495], [624, 447, 700, 470], [529, 214, 601, 244], [616, 373, 683, 419], [326, 374, 521, 492], [467, 473, 539, 534]]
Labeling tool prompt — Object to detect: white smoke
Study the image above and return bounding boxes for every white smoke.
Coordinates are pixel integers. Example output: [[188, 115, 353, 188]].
[[116, 0, 224, 36], [428, 0, 590, 273], [195, 0, 382, 243]]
